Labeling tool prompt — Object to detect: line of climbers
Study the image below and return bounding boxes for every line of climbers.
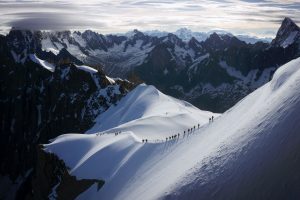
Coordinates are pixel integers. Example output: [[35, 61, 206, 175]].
[[102, 116, 215, 143], [114, 131, 121, 136], [164, 123, 199, 142], [144, 116, 215, 143]]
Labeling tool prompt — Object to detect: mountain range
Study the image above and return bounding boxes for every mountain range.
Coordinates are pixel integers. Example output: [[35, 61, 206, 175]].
[[143, 28, 272, 44], [5, 17, 300, 112]]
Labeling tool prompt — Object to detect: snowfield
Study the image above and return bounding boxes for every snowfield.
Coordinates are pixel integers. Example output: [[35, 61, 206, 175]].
[[44, 57, 300, 200], [29, 54, 55, 72]]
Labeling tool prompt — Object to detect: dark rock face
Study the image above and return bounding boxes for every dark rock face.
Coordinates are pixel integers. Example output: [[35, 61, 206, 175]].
[[17, 146, 104, 200], [271, 17, 300, 48], [0, 31, 134, 199]]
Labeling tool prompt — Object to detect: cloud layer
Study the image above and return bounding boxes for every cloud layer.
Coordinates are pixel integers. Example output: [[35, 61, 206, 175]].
[[1, 0, 299, 37]]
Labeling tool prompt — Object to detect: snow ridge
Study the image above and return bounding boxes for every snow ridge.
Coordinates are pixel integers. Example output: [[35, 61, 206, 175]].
[[29, 54, 55, 72]]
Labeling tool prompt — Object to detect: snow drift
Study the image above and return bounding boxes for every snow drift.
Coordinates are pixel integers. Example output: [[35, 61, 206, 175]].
[[45, 57, 300, 200]]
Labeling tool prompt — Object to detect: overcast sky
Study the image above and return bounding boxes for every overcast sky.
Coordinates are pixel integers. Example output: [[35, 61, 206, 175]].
[[0, 0, 299, 37]]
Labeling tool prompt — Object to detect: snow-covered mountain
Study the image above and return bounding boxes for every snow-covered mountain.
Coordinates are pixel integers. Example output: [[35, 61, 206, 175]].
[[235, 34, 272, 44], [174, 28, 208, 42], [271, 17, 300, 48], [20, 17, 297, 113], [45, 56, 300, 199], [2, 17, 300, 116]]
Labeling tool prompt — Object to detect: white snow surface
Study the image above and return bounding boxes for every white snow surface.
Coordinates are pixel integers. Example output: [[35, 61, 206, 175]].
[[86, 84, 217, 138], [29, 54, 55, 72], [281, 31, 298, 48], [41, 37, 61, 55], [75, 65, 98, 73], [45, 57, 300, 200], [105, 75, 116, 84]]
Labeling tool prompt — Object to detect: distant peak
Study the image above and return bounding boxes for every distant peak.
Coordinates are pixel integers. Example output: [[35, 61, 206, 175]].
[[133, 29, 140, 33], [282, 17, 295, 26], [175, 27, 192, 33], [126, 29, 144, 38], [189, 36, 199, 43], [272, 17, 300, 47], [279, 17, 299, 32], [167, 33, 180, 39], [209, 32, 221, 40]]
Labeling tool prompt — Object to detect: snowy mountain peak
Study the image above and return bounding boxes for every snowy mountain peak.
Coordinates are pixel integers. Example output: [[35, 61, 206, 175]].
[[174, 28, 193, 39], [282, 17, 298, 28], [165, 33, 184, 45], [188, 36, 201, 46], [86, 83, 216, 136], [176, 27, 192, 33], [124, 29, 145, 38], [279, 17, 299, 36], [133, 29, 144, 36], [209, 32, 221, 40], [204, 32, 223, 47], [272, 17, 300, 48], [174, 28, 208, 42]]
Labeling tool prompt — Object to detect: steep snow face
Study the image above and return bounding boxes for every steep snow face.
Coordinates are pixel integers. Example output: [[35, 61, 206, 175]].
[[218, 60, 275, 88], [90, 40, 154, 75], [41, 37, 62, 55], [105, 76, 115, 84], [174, 28, 208, 42], [164, 57, 300, 200], [75, 65, 98, 73], [29, 54, 55, 72], [40, 32, 87, 60], [45, 57, 300, 200], [272, 17, 300, 48], [281, 31, 298, 48]]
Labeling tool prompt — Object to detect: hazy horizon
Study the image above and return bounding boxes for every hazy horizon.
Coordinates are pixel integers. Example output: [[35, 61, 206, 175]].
[[0, 0, 300, 38]]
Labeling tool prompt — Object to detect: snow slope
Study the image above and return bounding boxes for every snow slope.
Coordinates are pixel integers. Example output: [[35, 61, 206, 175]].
[[86, 84, 217, 140], [75, 65, 98, 73], [281, 31, 298, 48], [45, 57, 300, 200], [29, 54, 55, 72]]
